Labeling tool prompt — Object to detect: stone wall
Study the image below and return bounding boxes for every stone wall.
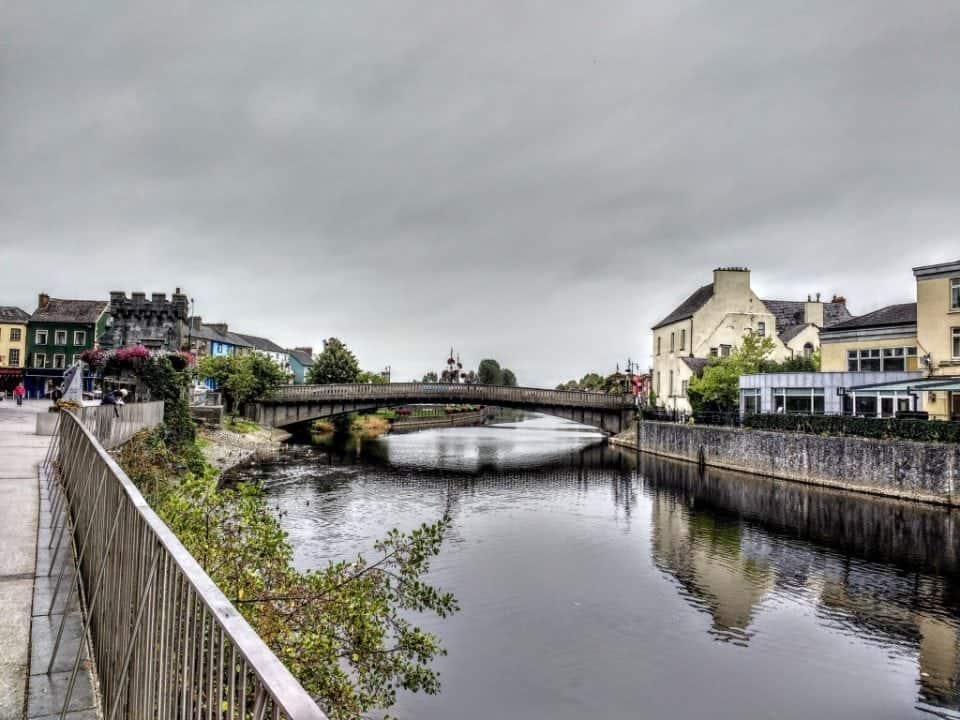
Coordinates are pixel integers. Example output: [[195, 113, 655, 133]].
[[614, 421, 960, 505], [102, 290, 189, 351]]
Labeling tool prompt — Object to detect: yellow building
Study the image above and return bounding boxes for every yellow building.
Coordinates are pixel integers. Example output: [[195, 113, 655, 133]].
[[819, 259, 960, 420], [0, 306, 29, 394], [651, 267, 851, 412]]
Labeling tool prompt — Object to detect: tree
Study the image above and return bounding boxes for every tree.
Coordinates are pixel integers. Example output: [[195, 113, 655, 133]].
[[197, 353, 287, 412], [477, 359, 502, 385], [421, 371, 438, 383], [356, 370, 387, 384], [501, 368, 517, 387], [687, 334, 775, 412], [308, 338, 360, 384]]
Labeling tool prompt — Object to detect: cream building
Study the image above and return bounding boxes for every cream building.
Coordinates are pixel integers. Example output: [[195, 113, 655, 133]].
[[651, 268, 851, 412], [0, 306, 29, 394], [817, 258, 960, 420]]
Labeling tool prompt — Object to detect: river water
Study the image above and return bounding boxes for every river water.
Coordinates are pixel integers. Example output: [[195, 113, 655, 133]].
[[232, 414, 960, 719]]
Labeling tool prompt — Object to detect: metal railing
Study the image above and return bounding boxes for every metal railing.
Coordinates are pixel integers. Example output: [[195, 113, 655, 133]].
[[76, 401, 166, 449], [268, 382, 633, 410], [48, 410, 327, 719]]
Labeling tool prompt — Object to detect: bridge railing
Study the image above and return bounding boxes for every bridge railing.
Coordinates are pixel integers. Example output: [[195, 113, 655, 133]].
[[53, 410, 327, 720], [267, 383, 633, 409]]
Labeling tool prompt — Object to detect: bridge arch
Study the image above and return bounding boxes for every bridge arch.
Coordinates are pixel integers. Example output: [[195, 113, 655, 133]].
[[245, 383, 634, 435]]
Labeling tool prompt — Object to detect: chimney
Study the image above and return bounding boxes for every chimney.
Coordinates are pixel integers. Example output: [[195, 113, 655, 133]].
[[38, 293, 50, 309], [831, 295, 846, 305], [208, 323, 228, 335], [295, 346, 313, 357], [804, 294, 825, 327], [189, 316, 203, 330], [712, 267, 751, 297]]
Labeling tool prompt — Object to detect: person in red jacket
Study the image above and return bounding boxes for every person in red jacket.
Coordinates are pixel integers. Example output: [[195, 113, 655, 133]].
[[14, 382, 25, 406]]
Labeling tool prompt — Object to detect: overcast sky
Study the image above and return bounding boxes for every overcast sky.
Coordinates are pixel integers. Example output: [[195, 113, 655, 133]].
[[2, 1, 959, 386]]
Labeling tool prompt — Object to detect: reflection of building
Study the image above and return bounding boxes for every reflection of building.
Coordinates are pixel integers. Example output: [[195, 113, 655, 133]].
[[0, 306, 29, 393], [652, 267, 851, 412]]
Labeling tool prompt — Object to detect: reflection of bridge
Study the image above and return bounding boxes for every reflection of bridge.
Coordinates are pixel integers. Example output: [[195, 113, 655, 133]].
[[247, 383, 635, 433]]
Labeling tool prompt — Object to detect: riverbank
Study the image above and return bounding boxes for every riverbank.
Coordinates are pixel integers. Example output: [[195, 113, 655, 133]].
[[199, 421, 291, 474], [612, 420, 960, 506]]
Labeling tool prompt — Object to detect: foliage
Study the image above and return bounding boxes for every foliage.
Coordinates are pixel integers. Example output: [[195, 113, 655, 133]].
[[197, 353, 287, 411], [356, 370, 387, 385], [556, 371, 627, 394], [477, 359, 502, 385], [139, 355, 196, 447], [687, 334, 776, 412], [312, 419, 336, 433], [118, 430, 458, 719], [80, 348, 106, 371], [421, 371, 438, 383], [761, 349, 821, 373], [743, 413, 960, 443], [501, 368, 517, 387], [308, 338, 361, 384], [224, 417, 260, 434], [351, 414, 391, 439]]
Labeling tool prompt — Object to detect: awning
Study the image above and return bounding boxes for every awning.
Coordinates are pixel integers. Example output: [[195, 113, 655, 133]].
[[848, 377, 960, 393]]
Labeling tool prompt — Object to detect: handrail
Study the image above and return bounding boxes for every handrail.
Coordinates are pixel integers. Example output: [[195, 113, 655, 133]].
[[55, 410, 327, 719], [265, 383, 633, 410]]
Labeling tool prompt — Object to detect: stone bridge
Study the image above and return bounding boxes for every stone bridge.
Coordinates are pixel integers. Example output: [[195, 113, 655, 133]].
[[246, 383, 635, 434]]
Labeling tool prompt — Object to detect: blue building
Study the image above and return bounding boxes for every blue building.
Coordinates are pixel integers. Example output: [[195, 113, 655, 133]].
[[287, 347, 314, 384]]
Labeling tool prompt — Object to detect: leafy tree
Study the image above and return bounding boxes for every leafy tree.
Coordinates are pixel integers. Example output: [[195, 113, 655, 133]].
[[477, 358, 502, 385], [762, 349, 821, 373], [356, 370, 387, 384], [197, 353, 287, 412], [501, 368, 517, 387], [139, 355, 195, 447], [687, 334, 775, 412], [308, 338, 361, 384], [421, 371, 439, 383]]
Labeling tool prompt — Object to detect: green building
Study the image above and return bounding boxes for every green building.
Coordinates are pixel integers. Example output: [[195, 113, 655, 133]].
[[25, 294, 108, 398]]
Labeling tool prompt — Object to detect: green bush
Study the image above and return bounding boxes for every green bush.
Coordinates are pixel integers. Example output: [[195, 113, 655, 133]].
[[743, 414, 960, 443]]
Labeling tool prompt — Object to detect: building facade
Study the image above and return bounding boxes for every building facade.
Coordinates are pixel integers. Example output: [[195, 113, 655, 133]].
[[187, 318, 254, 359], [101, 290, 189, 352], [237, 334, 291, 376], [0, 306, 30, 393], [651, 268, 851, 412], [287, 347, 314, 384], [25, 295, 108, 398]]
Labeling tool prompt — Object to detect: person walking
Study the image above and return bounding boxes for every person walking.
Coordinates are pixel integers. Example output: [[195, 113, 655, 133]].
[[14, 382, 25, 407]]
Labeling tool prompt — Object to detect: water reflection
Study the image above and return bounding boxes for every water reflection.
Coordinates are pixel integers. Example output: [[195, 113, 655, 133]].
[[234, 415, 960, 719]]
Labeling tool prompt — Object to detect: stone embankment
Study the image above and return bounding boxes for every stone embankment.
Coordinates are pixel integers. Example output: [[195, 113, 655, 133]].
[[389, 408, 488, 433], [612, 420, 960, 506], [200, 425, 290, 475]]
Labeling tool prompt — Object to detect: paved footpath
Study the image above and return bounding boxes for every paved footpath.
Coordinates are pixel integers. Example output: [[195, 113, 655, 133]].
[[0, 403, 97, 720], [0, 404, 45, 718]]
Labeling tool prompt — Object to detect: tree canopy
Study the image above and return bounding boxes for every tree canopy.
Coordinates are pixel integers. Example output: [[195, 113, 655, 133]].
[[197, 352, 287, 411], [687, 334, 775, 412], [477, 358, 502, 385], [501, 368, 517, 387], [308, 338, 361, 384]]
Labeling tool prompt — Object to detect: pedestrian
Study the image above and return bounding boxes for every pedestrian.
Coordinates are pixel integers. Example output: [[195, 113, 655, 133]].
[[51, 385, 63, 403], [14, 382, 25, 407]]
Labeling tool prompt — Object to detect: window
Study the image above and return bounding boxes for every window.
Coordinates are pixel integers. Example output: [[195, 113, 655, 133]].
[[670, 332, 675, 353], [847, 350, 858, 372], [681, 380, 688, 397], [668, 370, 674, 397], [53, 354, 65, 369], [859, 349, 881, 372], [54, 330, 67, 345], [679, 329, 686, 351], [803, 342, 814, 358], [953, 328, 960, 359], [656, 337, 661, 356], [8, 349, 19, 367], [757, 321, 766, 338], [74, 330, 86, 346], [9, 328, 21, 342], [709, 347, 718, 357], [72, 354, 82, 366], [720, 344, 732, 358], [773, 388, 826, 415], [882, 347, 905, 372], [35, 329, 48, 345], [34, 353, 47, 369], [655, 372, 661, 394], [742, 389, 761, 415], [952, 278, 960, 311]]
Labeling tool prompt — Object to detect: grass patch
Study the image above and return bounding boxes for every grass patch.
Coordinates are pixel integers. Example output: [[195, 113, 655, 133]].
[[225, 416, 260, 434]]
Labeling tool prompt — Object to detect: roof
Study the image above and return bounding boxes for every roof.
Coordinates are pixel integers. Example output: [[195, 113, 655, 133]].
[[0, 306, 30, 323], [288, 349, 314, 367], [761, 299, 852, 332], [30, 299, 107, 324], [189, 324, 253, 348], [823, 303, 917, 332], [237, 334, 285, 354], [681, 357, 709, 374], [778, 323, 812, 344], [652, 284, 714, 330]]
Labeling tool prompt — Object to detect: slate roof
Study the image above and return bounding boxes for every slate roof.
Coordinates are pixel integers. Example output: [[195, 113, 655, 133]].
[[822, 303, 917, 332], [778, 323, 812, 344], [237, 334, 285, 354], [652, 284, 714, 330], [189, 324, 253, 348], [30, 299, 108, 324], [0, 306, 30, 323], [288, 349, 314, 367], [761, 299, 852, 332], [681, 357, 710, 374]]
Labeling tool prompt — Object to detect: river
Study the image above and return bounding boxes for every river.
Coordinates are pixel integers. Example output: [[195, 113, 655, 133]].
[[231, 414, 960, 719]]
